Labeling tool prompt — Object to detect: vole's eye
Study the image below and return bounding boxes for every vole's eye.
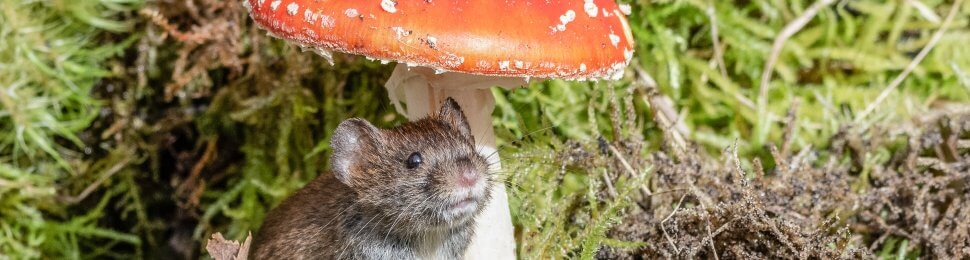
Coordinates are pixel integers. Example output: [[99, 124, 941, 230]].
[[406, 152, 423, 169]]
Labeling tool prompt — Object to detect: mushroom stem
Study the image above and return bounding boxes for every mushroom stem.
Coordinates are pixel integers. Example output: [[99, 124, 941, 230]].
[[385, 64, 523, 258]]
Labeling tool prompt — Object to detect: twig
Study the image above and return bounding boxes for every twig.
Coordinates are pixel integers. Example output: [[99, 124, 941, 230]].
[[730, 140, 747, 182], [181, 138, 219, 206], [661, 192, 690, 255], [758, 0, 837, 137], [759, 0, 836, 102], [780, 99, 801, 157], [697, 195, 720, 260], [706, 3, 728, 78], [701, 217, 738, 252], [607, 143, 651, 196], [857, 0, 964, 121], [635, 67, 690, 151], [60, 157, 133, 204], [602, 170, 619, 198], [906, 0, 942, 23], [789, 144, 813, 172], [607, 144, 638, 178]]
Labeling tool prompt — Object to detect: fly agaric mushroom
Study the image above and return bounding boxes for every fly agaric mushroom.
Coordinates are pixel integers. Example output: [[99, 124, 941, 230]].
[[245, 0, 635, 257]]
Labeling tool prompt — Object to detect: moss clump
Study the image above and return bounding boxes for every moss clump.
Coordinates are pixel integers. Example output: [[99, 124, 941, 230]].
[[0, 0, 141, 257]]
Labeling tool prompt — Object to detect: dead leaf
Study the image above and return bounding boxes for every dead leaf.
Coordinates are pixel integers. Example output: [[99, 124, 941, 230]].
[[205, 231, 252, 260]]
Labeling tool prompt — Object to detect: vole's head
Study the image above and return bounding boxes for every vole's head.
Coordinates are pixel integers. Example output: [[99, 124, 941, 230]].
[[329, 98, 491, 231]]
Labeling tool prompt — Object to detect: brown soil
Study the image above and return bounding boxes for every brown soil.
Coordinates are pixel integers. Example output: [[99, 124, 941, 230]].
[[598, 108, 970, 259]]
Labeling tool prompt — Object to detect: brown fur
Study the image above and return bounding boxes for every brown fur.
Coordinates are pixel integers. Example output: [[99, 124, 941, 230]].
[[252, 98, 492, 259]]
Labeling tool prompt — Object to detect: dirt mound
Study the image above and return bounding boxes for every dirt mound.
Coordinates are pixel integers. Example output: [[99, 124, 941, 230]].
[[600, 108, 970, 258]]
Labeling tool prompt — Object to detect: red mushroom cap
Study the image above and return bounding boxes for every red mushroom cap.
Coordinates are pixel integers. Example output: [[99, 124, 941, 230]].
[[245, 0, 635, 80]]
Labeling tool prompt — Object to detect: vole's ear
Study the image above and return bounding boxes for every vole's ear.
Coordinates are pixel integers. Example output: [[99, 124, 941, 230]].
[[437, 97, 473, 141], [330, 118, 380, 185]]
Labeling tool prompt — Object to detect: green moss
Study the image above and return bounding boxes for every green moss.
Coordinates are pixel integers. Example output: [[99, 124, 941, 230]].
[[0, 0, 141, 258]]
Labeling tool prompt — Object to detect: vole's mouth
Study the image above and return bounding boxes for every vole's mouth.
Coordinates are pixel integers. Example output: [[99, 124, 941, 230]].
[[448, 197, 478, 213], [441, 196, 480, 224], [451, 197, 476, 210]]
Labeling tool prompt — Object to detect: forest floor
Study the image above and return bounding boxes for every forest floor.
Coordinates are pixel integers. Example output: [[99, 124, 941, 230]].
[[2, 0, 969, 259]]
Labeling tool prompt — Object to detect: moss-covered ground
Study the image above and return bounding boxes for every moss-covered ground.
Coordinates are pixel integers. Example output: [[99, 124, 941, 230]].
[[1, 0, 968, 258]]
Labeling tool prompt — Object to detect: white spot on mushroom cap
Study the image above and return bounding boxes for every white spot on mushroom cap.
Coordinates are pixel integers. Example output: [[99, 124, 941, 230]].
[[304, 10, 314, 23], [320, 14, 335, 28], [426, 36, 437, 48], [552, 10, 577, 32], [584, 0, 598, 17], [498, 61, 510, 70], [381, 0, 398, 13], [619, 4, 632, 15], [514, 60, 525, 69], [303, 28, 317, 39], [602, 8, 611, 17], [560, 10, 576, 24], [287, 2, 299, 15], [609, 33, 620, 47], [476, 60, 491, 69], [345, 8, 359, 17], [580, 63, 587, 72], [270, 0, 281, 11], [391, 26, 410, 40]]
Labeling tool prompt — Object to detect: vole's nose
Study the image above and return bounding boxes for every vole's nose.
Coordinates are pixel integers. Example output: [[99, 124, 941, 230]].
[[453, 157, 482, 188], [457, 169, 481, 187]]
